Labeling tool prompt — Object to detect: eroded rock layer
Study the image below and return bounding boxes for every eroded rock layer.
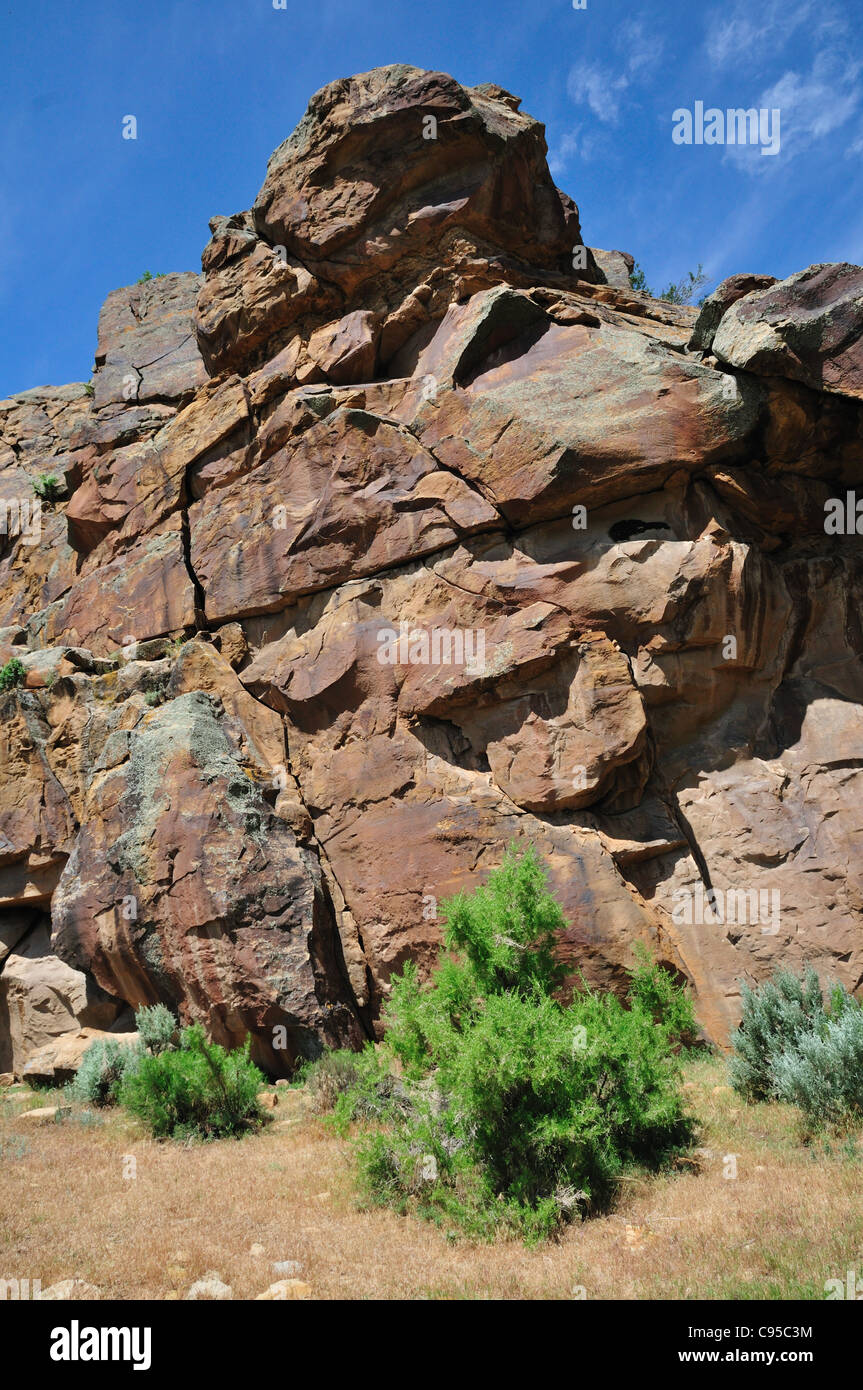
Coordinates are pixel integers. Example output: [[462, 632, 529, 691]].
[[1, 65, 862, 1075]]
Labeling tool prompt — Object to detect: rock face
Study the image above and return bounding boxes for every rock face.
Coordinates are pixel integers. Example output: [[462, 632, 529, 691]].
[[0, 64, 862, 1073]]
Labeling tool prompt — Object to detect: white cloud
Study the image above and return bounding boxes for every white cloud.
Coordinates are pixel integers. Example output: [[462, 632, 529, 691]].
[[722, 49, 862, 173], [618, 18, 664, 80], [567, 62, 629, 125], [565, 22, 664, 130], [548, 126, 603, 174], [705, 0, 818, 70]]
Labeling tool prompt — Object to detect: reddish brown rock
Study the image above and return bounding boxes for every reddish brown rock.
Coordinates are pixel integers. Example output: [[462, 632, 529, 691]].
[[190, 406, 499, 623], [712, 263, 863, 401], [39, 515, 197, 654], [687, 272, 777, 353], [195, 64, 590, 378], [51, 692, 365, 1073], [1, 67, 862, 1065], [93, 272, 207, 408]]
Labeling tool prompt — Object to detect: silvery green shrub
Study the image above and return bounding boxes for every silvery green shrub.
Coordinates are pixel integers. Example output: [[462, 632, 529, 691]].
[[772, 1006, 863, 1129], [729, 967, 832, 1101], [69, 1038, 144, 1107], [135, 1003, 178, 1054]]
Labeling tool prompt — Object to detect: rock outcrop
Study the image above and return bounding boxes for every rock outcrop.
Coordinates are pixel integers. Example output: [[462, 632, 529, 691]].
[[1, 64, 861, 1074]]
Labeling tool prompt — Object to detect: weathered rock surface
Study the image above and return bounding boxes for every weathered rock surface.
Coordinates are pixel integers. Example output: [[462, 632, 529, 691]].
[[0, 65, 861, 1072], [93, 273, 207, 408], [0, 920, 124, 1074], [195, 65, 591, 378], [711, 264, 863, 401]]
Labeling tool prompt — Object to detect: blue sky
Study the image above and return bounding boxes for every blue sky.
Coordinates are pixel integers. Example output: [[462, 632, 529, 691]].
[[1, 0, 861, 397]]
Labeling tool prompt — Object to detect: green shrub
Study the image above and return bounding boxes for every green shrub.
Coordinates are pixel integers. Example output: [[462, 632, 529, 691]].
[[326, 843, 693, 1242], [627, 943, 698, 1049], [772, 1007, 863, 1130], [120, 1023, 264, 1139], [659, 264, 709, 305], [440, 843, 568, 999], [627, 261, 709, 304], [135, 1003, 177, 1054], [729, 967, 834, 1101], [68, 1038, 144, 1107], [629, 261, 651, 294], [0, 658, 26, 692], [137, 271, 153, 283], [33, 473, 62, 501]]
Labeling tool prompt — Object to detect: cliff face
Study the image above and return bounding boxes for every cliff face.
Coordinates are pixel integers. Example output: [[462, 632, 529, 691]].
[[2, 64, 862, 1078]]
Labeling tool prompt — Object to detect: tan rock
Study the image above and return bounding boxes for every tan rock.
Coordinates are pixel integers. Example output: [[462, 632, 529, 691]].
[[40, 1279, 101, 1300], [255, 1279, 312, 1300], [0, 922, 123, 1076], [185, 1273, 232, 1300]]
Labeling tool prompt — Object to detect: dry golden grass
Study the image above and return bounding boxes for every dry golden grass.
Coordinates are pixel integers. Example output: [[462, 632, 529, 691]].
[[1, 1056, 861, 1300]]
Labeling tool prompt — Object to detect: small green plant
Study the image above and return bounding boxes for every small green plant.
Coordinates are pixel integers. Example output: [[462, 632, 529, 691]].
[[0, 658, 26, 692], [137, 270, 153, 283], [659, 263, 709, 305], [629, 261, 651, 294], [627, 942, 698, 1050], [120, 1023, 265, 1140], [144, 684, 166, 707], [299, 1046, 411, 1125], [68, 1038, 144, 1107], [33, 473, 62, 502], [628, 261, 710, 305], [135, 1003, 178, 1055], [84, 382, 95, 397]]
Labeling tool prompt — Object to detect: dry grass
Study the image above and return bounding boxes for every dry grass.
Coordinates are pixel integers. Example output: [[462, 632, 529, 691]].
[[1, 1056, 861, 1300]]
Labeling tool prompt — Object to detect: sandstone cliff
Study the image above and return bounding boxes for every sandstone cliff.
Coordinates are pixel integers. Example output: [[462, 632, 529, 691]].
[[2, 65, 862, 1078]]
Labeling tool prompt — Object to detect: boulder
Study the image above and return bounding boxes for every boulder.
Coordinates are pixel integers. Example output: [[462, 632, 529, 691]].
[[93, 273, 207, 408], [19, 1027, 140, 1086], [50, 692, 365, 1074], [589, 247, 635, 291], [711, 263, 863, 401], [0, 921, 123, 1076], [688, 272, 777, 353]]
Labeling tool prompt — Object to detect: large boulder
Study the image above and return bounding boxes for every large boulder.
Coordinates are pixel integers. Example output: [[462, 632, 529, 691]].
[[93, 272, 207, 408], [195, 65, 590, 377], [711, 263, 863, 401], [50, 691, 365, 1074], [0, 921, 123, 1075]]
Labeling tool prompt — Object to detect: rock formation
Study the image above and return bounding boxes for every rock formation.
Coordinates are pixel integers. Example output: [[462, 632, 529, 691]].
[[1, 64, 862, 1076]]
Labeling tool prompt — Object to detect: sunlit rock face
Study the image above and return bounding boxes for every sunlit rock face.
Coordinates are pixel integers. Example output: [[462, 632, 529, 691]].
[[1, 65, 862, 1075]]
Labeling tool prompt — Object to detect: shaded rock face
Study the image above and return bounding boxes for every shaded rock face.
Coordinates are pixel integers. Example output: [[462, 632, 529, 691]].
[[1, 65, 862, 1073]]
